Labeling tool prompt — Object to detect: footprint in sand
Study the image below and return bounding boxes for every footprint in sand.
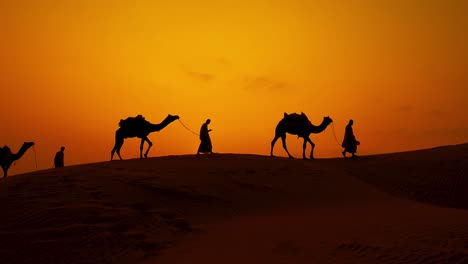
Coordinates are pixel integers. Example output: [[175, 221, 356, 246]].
[[101, 202, 121, 208], [131, 240, 168, 257], [49, 202, 66, 208], [150, 211, 193, 233], [107, 222, 133, 233], [84, 185, 102, 191], [128, 202, 153, 212], [90, 191, 105, 200], [158, 212, 178, 220], [272, 240, 303, 257], [166, 218, 192, 232], [82, 185, 105, 201]]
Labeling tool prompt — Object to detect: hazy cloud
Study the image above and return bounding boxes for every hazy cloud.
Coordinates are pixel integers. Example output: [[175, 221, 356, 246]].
[[242, 76, 290, 92], [185, 70, 215, 82], [215, 57, 232, 68]]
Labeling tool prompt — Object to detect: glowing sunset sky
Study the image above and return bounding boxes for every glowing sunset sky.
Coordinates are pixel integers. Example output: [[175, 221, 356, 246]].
[[1, 0, 467, 175]]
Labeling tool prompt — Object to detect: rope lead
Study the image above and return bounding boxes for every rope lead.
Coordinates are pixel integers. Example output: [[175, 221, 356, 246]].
[[178, 119, 199, 137], [330, 122, 343, 148], [32, 145, 38, 168]]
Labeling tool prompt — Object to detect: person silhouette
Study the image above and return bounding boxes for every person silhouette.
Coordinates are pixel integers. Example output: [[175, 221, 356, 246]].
[[197, 119, 213, 154], [342, 120, 360, 158], [54, 146, 65, 168]]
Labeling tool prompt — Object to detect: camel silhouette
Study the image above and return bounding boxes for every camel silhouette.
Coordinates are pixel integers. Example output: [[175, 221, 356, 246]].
[[111, 114, 180, 160], [270, 113, 333, 159], [0, 142, 35, 178]]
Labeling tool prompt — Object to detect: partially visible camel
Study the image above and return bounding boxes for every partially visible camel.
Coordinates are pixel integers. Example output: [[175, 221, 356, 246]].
[[0, 142, 35, 178], [270, 113, 333, 159], [111, 114, 180, 160]]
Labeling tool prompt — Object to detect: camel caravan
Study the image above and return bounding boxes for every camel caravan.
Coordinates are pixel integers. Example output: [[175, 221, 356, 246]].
[[2, 112, 361, 178]]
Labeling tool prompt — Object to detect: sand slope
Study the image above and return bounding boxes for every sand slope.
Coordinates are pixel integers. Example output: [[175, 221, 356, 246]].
[[1, 144, 467, 264]]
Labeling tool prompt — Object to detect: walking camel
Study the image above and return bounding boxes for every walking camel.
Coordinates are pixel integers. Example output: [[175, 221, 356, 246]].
[[0, 142, 35, 178], [270, 113, 333, 159], [111, 114, 180, 160]]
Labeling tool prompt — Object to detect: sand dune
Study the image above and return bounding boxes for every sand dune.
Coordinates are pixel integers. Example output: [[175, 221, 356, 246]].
[[1, 144, 467, 264]]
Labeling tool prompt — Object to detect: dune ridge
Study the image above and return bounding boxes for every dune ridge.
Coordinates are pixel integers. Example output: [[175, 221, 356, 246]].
[[1, 144, 467, 264]]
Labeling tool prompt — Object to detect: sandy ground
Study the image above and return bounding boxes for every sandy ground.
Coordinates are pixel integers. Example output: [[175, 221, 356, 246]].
[[1, 143, 467, 264]]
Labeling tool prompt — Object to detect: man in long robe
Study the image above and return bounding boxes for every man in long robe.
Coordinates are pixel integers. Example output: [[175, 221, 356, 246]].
[[197, 119, 213, 154], [342, 119, 359, 158], [54, 146, 65, 168]]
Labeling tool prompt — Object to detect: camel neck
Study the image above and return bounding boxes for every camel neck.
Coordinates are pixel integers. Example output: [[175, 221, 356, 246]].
[[149, 117, 173, 132], [310, 120, 330, 133], [12, 144, 32, 161]]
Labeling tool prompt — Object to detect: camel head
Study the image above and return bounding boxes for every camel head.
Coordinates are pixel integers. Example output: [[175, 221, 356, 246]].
[[323, 116, 333, 126], [25, 142, 35, 147], [167, 114, 180, 122]]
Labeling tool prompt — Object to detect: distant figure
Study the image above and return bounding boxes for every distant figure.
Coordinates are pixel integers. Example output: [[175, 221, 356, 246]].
[[197, 119, 213, 154], [270, 112, 333, 159], [54, 146, 65, 168], [342, 120, 360, 158], [111, 114, 180, 160], [0, 142, 35, 178]]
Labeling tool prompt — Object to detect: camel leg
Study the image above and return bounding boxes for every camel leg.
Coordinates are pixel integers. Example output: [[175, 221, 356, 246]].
[[302, 138, 308, 160], [116, 144, 124, 160], [270, 135, 280, 157], [307, 137, 316, 159], [111, 146, 116, 161], [111, 136, 124, 160], [280, 135, 294, 159], [139, 138, 145, 158], [143, 137, 153, 158], [2, 165, 8, 178], [116, 145, 123, 160]]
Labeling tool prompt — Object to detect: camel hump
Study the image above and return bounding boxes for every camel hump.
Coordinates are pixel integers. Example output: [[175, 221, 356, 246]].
[[119, 114, 149, 128], [283, 112, 310, 122], [0, 146, 12, 160], [1, 146, 11, 152]]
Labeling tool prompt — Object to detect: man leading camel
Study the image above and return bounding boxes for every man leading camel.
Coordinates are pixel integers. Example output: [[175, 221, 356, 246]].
[[197, 119, 213, 154], [342, 119, 360, 158], [54, 146, 65, 168]]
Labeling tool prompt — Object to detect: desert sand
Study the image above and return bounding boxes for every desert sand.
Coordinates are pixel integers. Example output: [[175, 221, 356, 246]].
[[1, 143, 467, 264]]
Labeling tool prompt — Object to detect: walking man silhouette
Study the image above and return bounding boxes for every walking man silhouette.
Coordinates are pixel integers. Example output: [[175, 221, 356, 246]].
[[197, 119, 213, 154], [54, 146, 65, 168], [342, 120, 360, 158]]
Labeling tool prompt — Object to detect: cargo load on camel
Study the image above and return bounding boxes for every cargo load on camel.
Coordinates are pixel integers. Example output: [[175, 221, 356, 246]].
[[118, 115, 150, 129]]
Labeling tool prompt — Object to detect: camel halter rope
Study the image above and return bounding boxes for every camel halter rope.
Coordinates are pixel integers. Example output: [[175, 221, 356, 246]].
[[177, 119, 200, 137], [32, 144, 38, 168], [330, 122, 343, 148]]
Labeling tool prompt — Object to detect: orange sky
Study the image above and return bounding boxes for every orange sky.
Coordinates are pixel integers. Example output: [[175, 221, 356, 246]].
[[1, 0, 467, 175]]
